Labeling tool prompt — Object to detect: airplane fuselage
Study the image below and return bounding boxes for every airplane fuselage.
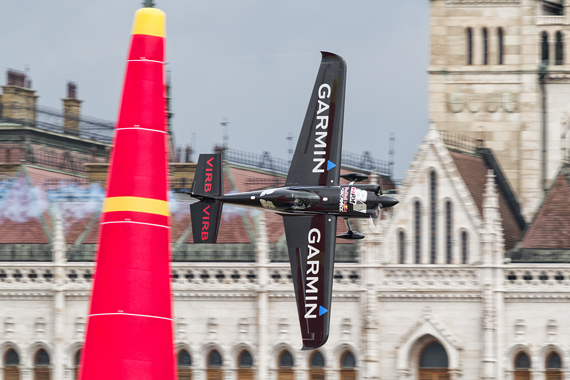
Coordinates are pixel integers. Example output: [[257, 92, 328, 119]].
[[219, 184, 397, 218]]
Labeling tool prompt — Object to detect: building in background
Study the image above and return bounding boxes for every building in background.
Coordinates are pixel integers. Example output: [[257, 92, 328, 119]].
[[1, 1, 570, 378], [429, 0, 570, 219]]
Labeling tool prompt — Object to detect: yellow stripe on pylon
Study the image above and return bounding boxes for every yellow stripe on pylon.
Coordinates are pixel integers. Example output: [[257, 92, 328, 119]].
[[132, 8, 165, 37], [103, 196, 170, 216]]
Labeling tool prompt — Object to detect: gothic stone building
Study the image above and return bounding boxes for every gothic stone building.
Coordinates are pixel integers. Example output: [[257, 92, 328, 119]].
[[1, 0, 570, 378]]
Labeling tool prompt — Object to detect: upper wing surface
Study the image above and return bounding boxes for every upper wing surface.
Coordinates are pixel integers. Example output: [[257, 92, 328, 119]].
[[285, 52, 347, 187], [283, 214, 337, 350]]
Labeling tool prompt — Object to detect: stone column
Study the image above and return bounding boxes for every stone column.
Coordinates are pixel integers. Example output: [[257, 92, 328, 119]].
[[21, 368, 32, 380], [52, 204, 67, 380], [449, 368, 462, 380], [360, 179, 381, 379], [256, 214, 269, 380]]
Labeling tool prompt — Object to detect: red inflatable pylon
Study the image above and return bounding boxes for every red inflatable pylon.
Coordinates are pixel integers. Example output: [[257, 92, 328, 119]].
[[79, 7, 175, 380]]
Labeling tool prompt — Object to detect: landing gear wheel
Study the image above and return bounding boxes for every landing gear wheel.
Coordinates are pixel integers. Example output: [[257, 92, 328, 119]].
[[336, 218, 365, 240]]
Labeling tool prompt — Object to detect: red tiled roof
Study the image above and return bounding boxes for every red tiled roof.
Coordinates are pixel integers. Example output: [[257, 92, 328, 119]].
[[449, 151, 522, 250], [0, 217, 49, 244], [520, 166, 570, 249], [0, 175, 50, 244]]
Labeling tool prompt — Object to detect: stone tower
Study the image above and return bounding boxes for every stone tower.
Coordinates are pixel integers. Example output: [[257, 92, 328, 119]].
[[428, 0, 570, 219]]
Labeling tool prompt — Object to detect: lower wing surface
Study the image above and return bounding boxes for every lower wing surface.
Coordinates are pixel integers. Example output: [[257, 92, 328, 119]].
[[283, 214, 337, 350]]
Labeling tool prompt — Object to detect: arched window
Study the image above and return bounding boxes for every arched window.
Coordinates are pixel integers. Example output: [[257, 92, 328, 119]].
[[483, 28, 489, 65], [178, 350, 192, 380], [74, 350, 81, 380], [462, 231, 468, 264], [419, 342, 449, 380], [467, 28, 473, 65], [546, 352, 562, 380], [415, 201, 421, 264], [498, 27, 504, 64], [207, 350, 223, 380], [340, 351, 356, 380], [542, 31, 550, 65], [34, 349, 50, 380], [446, 201, 452, 264], [238, 350, 254, 380], [399, 231, 406, 264], [309, 351, 326, 380], [4, 349, 19, 380], [278, 350, 294, 380], [430, 171, 437, 264], [514, 352, 531, 380], [556, 31, 563, 65]]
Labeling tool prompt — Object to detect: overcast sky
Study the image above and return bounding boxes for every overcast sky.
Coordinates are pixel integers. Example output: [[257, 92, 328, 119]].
[[0, 1, 429, 180]]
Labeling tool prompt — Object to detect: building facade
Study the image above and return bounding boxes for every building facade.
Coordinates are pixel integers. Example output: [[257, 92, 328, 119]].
[[2, 1, 570, 378], [429, 0, 570, 219]]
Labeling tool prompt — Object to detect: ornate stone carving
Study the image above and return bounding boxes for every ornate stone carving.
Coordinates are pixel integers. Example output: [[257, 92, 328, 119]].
[[177, 317, 187, 340], [485, 93, 501, 113], [448, 93, 465, 113], [342, 318, 352, 340], [502, 93, 518, 112], [547, 319, 557, 342], [238, 318, 249, 341], [35, 316, 45, 338], [515, 319, 525, 342], [5, 316, 14, 339], [467, 93, 483, 113], [383, 268, 480, 289], [75, 316, 85, 340], [208, 317, 218, 340], [278, 318, 288, 340]]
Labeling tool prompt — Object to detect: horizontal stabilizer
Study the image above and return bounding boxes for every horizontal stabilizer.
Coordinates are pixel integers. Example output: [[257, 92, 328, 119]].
[[191, 200, 223, 244]]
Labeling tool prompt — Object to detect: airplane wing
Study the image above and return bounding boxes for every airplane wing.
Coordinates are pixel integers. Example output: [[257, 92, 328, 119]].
[[285, 52, 347, 187], [283, 214, 337, 350]]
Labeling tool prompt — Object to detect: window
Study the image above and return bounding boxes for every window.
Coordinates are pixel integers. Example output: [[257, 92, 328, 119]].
[[4, 349, 19, 380], [178, 350, 192, 380], [415, 201, 421, 264], [278, 351, 294, 380], [556, 31, 563, 65], [399, 231, 406, 264], [546, 352, 562, 380], [74, 350, 81, 380], [238, 350, 254, 380], [542, 31, 550, 65], [340, 351, 356, 380], [483, 28, 489, 65], [309, 351, 326, 380], [467, 28, 473, 65], [207, 350, 223, 380], [34, 349, 50, 380], [461, 231, 468, 264], [430, 171, 437, 264], [498, 27, 504, 64], [419, 342, 449, 380], [446, 201, 452, 264], [514, 352, 531, 380]]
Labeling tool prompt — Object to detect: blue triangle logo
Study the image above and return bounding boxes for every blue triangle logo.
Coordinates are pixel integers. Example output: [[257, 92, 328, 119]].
[[327, 160, 336, 171], [319, 306, 328, 316]]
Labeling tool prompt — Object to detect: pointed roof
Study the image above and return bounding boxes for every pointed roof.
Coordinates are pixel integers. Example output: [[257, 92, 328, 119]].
[[514, 164, 570, 262], [448, 148, 524, 251]]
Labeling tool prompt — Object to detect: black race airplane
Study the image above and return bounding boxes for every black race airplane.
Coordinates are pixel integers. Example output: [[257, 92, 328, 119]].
[[175, 52, 398, 350]]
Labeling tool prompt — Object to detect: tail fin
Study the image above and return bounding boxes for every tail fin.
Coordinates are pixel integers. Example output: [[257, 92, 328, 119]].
[[190, 153, 224, 243], [191, 200, 223, 243], [191, 153, 224, 198]]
